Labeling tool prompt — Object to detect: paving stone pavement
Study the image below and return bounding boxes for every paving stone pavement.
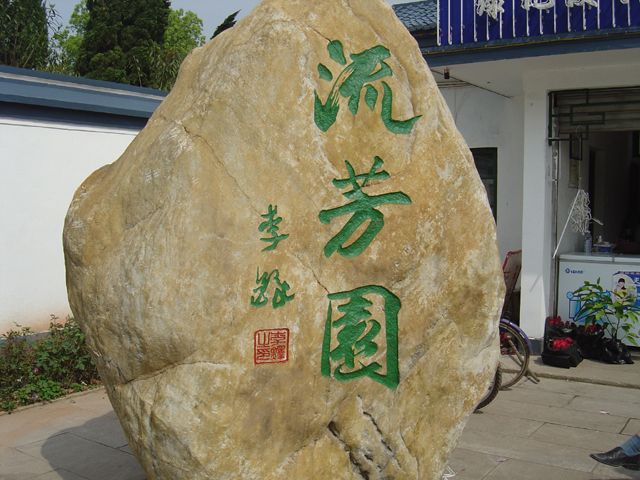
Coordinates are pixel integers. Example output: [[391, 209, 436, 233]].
[[0, 357, 639, 479]]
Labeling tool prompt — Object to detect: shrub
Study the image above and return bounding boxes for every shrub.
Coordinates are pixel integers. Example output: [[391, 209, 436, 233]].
[[0, 316, 100, 412]]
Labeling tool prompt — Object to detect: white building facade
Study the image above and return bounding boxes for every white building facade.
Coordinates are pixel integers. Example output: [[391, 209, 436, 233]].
[[395, 0, 640, 347]]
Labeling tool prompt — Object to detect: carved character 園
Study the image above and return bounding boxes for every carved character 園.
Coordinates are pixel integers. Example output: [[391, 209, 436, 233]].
[[321, 285, 400, 390]]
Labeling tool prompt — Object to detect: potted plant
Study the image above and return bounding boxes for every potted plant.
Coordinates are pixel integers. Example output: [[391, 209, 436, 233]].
[[571, 279, 640, 364], [574, 323, 604, 359]]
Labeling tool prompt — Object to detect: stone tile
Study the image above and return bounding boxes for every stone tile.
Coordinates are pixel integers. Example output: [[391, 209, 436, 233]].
[[482, 457, 619, 480], [446, 447, 500, 479], [592, 462, 640, 479], [70, 390, 115, 417], [567, 395, 640, 421], [29, 468, 87, 480], [457, 428, 598, 472], [41, 410, 101, 433], [520, 376, 640, 403], [1, 403, 86, 431], [532, 423, 633, 451], [16, 433, 146, 480], [466, 410, 543, 438], [0, 445, 55, 479], [0, 413, 62, 448], [479, 397, 629, 433], [494, 385, 575, 408], [623, 419, 640, 436], [61, 412, 129, 449], [118, 445, 134, 455]]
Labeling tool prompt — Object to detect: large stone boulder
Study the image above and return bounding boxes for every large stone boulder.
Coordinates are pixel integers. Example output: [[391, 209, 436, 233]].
[[63, 0, 504, 478]]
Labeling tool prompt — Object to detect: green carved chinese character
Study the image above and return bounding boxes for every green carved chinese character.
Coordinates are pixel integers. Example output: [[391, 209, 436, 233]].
[[321, 285, 400, 390], [259, 205, 289, 252], [251, 268, 272, 307], [251, 268, 295, 309], [319, 156, 411, 258], [314, 40, 422, 134]]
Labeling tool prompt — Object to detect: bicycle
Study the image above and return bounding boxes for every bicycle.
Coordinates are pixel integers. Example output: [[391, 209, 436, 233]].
[[476, 251, 540, 410], [498, 317, 538, 389], [476, 320, 538, 409]]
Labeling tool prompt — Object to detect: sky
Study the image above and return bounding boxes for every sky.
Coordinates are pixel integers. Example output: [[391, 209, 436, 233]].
[[51, 0, 407, 40]]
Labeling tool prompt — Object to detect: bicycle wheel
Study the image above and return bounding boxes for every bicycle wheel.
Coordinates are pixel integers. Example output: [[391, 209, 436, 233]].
[[476, 363, 502, 411], [499, 322, 530, 389]]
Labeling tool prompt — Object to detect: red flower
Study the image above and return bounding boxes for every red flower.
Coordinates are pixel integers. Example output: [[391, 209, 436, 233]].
[[552, 338, 573, 351], [577, 324, 598, 333], [550, 317, 563, 326]]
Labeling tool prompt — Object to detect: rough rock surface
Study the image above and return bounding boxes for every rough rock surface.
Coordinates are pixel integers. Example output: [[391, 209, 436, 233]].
[[63, 0, 504, 478]]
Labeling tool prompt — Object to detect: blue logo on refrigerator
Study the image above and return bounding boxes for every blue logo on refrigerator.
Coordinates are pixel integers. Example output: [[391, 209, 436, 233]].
[[565, 268, 584, 275]]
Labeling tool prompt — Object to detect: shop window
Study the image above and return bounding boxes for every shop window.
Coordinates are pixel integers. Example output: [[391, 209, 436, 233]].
[[471, 148, 498, 221]]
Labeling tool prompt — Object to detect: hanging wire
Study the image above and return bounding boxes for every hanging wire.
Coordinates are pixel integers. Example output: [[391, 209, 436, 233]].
[[554, 189, 603, 258], [570, 189, 602, 235]]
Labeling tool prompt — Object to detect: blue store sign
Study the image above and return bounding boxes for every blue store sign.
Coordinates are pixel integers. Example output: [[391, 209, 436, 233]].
[[438, 0, 640, 46]]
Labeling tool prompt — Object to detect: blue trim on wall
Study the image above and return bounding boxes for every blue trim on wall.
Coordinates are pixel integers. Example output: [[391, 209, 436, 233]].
[[0, 101, 148, 130], [422, 27, 640, 66], [0, 66, 167, 121]]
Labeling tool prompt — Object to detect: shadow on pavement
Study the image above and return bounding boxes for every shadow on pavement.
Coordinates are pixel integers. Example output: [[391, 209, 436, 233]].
[[36, 412, 147, 480]]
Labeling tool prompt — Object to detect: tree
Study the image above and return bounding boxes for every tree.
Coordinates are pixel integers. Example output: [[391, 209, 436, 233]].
[[49, 0, 88, 74], [75, 0, 170, 87], [0, 0, 59, 69], [165, 8, 204, 57], [211, 10, 239, 40], [146, 7, 205, 90]]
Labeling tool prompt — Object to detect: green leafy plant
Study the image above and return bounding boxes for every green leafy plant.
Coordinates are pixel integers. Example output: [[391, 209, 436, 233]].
[[0, 316, 100, 412], [572, 279, 640, 346]]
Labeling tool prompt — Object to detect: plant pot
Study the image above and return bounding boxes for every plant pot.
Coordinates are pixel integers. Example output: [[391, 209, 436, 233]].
[[599, 338, 634, 364], [575, 329, 604, 360], [541, 337, 582, 368]]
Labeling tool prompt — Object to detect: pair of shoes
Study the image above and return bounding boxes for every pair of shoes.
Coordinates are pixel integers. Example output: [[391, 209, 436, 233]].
[[590, 447, 640, 470]]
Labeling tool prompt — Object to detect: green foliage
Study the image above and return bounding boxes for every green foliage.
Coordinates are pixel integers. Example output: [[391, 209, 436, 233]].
[[211, 10, 239, 40], [75, 0, 171, 87], [4, 0, 210, 90], [0, 317, 100, 413], [0, 0, 59, 69], [572, 279, 640, 346], [165, 8, 204, 56], [49, 0, 88, 74], [145, 7, 205, 91]]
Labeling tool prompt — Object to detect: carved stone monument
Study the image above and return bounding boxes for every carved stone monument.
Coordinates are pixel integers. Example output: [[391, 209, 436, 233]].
[[63, 0, 504, 478]]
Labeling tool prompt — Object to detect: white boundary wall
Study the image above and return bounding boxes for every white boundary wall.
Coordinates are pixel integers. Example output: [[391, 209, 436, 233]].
[[0, 118, 137, 333]]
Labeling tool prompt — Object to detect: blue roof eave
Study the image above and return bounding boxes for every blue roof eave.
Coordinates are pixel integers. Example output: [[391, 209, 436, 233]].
[[0, 65, 168, 118]]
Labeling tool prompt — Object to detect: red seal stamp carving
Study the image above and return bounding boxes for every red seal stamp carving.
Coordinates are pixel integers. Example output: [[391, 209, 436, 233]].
[[254, 328, 289, 364]]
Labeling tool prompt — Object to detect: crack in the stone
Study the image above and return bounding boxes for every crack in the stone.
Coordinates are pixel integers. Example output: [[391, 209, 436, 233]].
[[191, 133, 260, 218], [327, 422, 371, 480], [309, 26, 332, 43], [121, 360, 230, 386], [122, 202, 165, 232], [147, 411, 207, 475], [295, 253, 329, 294], [357, 396, 409, 478], [163, 115, 259, 219]]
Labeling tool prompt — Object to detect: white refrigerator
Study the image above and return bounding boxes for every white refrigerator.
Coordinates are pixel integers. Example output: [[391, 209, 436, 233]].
[[557, 252, 640, 346]]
